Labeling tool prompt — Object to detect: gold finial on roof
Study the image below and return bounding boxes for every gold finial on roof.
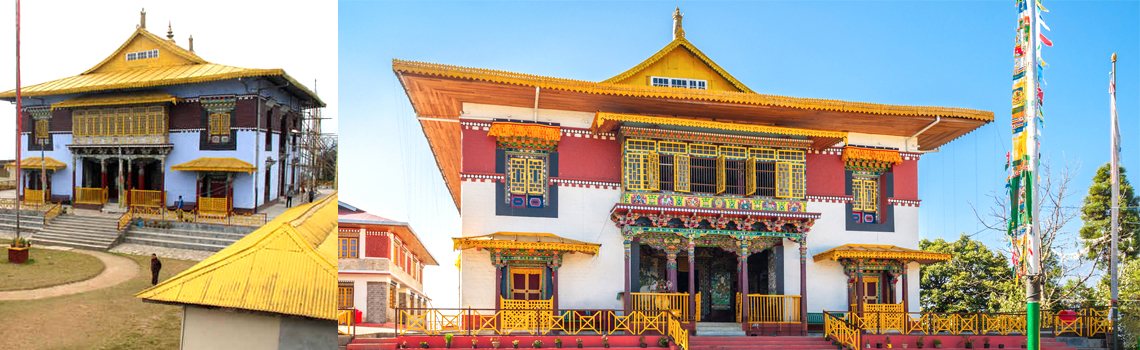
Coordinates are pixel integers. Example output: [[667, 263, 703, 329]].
[[139, 8, 146, 28], [1113, 53, 1117, 63], [167, 21, 174, 41], [672, 7, 685, 40], [189, 35, 194, 52]]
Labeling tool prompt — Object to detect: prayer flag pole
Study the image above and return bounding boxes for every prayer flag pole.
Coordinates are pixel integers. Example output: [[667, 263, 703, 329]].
[[1019, 0, 1043, 348], [1109, 52, 1120, 350], [14, 0, 22, 244]]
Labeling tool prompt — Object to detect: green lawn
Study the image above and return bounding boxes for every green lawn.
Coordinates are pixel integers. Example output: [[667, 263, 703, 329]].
[[0, 247, 105, 291], [0, 253, 196, 350]]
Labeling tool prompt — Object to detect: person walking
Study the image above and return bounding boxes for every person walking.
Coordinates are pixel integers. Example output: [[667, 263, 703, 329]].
[[308, 188, 316, 203], [286, 186, 295, 208], [150, 254, 162, 286], [176, 195, 185, 220]]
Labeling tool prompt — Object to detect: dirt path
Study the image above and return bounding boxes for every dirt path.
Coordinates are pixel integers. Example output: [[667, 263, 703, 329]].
[[0, 248, 139, 300]]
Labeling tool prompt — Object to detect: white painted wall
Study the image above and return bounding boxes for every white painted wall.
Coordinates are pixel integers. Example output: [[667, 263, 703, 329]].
[[462, 103, 597, 129], [181, 306, 280, 350], [460, 181, 625, 310], [844, 132, 916, 152]]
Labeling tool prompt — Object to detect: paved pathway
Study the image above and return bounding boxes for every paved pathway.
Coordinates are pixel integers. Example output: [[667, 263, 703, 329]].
[[0, 247, 140, 301]]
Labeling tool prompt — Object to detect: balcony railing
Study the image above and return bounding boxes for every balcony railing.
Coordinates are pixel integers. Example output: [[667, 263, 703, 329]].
[[744, 294, 801, 324], [24, 188, 48, 204], [72, 106, 169, 145], [198, 196, 229, 215], [75, 187, 108, 205], [129, 190, 165, 208], [631, 292, 700, 322]]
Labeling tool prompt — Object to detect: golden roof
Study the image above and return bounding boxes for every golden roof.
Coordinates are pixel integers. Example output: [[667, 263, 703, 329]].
[[813, 244, 951, 265], [393, 59, 993, 123], [171, 157, 255, 174], [137, 191, 339, 320], [51, 91, 180, 109], [601, 37, 754, 93], [5, 157, 67, 171], [453, 232, 601, 255], [0, 27, 324, 107]]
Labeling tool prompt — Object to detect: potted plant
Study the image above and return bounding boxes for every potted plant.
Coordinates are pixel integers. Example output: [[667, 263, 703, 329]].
[[932, 339, 942, 349], [422, 342, 431, 349], [533, 340, 544, 349], [492, 338, 501, 349], [640, 336, 647, 348], [962, 336, 974, 349], [602, 335, 610, 349], [402, 342, 408, 349], [576, 339, 583, 349], [866, 342, 871, 349], [885, 336, 892, 349], [903, 341, 908, 349], [983, 338, 991, 349], [513, 340, 520, 349], [473, 339, 480, 349], [915, 337, 924, 350], [446, 334, 455, 349], [877, 339, 883, 349], [555, 339, 563, 349], [7, 237, 31, 264], [659, 337, 670, 348], [1019, 341, 1026, 349]]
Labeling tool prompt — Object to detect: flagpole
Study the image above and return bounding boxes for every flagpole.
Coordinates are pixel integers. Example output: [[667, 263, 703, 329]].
[[14, 0, 22, 246], [1024, 0, 1042, 348], [1109, 52, 1120, 350]]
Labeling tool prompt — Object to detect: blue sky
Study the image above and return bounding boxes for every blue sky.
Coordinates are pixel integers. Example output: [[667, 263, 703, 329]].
[[339, 1, 1139, 307]]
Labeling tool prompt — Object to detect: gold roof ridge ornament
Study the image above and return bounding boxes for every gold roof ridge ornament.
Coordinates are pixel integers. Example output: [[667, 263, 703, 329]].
[[673, 7, 685, 40], [139, 8, 146, 29]]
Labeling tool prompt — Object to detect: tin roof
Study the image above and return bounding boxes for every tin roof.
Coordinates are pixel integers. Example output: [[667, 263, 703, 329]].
[[452, 232, 601, 255], [6, 157, 67, 171], [171, 157, 256, 173], [136, 191, 339, 320], [51, 91, 181, 109], [813, 244, 951, 265]]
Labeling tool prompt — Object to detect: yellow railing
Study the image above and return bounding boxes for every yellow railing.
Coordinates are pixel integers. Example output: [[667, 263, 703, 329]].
[[72, 106, 168, 137], [24, 188, 48, 204], [118, 208, 133, 231], [0, 198, 51, 212], [75, 187, 108, 205], [824, 311, 860, 350], [843, 309, 1112, 337], [397, 309, 672, 336], [132, 206, 166, 221], [338, 309, 356, 333], [0, 180, 16, 190], [632, 292, 700, 322], [744, 294, 801, 323], [43, 203, 62, 225], [668, 314, 688, 350], [198, 196, 229, 215], [130, 190, 165, 208]]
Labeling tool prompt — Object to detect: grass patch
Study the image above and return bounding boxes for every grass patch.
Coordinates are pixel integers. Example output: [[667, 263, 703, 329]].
[[0, 247, 106, 291], [0, 254, 196, 350]]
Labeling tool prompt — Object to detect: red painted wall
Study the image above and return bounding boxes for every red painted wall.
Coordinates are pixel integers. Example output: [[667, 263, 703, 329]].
[[806, 153, 845, 197], [558, 132, 621, 182], [462, 126, 496, 173], [366, 234, 390, 258], [893, 159, 918, 199]]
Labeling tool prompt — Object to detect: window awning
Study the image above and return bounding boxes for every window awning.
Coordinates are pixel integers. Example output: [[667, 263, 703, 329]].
[[51, 91, 181, 109], [841, 146, 904, 167], [6, 157, 66, 171], [813, 244, 951, 265], [592, 112, 847, 150], [171, 157, 255, 174], [487, 121, 561, 143], [453, 232, 601, 255]]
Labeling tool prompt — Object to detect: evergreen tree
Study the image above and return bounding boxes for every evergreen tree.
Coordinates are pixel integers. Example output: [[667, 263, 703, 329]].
[[1079, 164, 1140, 267], [920, 235, 1015, 313], [1097, 258, 1140, 348]]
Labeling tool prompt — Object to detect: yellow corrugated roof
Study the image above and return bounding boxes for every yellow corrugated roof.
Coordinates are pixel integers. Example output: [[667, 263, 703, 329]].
[[171, 157, 255, 173], [601, 37, 754, 93], [5, 157, 67, 171], [136, 191, 339, 320], [51, 91, 180, 109], [813, 244, 951, 265], [0, 27, 324, 107], [453, 232, 601, 255]]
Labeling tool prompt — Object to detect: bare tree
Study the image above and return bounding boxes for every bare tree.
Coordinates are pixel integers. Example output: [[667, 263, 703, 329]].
[[971, 159, 1098, 310]]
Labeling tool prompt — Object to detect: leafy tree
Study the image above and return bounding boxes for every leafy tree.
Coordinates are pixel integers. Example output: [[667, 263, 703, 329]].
[[920, 234, 1015, 313], [1079, 163, 1140, 268], [1096, 258, 1140, 348]]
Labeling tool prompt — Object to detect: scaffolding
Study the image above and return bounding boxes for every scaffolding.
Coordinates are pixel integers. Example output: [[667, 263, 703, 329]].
[[296, 101, 336, 195]]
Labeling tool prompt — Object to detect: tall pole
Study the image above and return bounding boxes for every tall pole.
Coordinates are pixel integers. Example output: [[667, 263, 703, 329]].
[[14, 0, 22, 243], [1109, 52, 1120, 350], [1023, 0, 1043, 348]]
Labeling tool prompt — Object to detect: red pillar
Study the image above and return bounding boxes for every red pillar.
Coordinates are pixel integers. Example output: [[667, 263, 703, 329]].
[[902, 265, 910, 313], [667, 251, 678, 293], [800, 244, 808, 335], [495, 266, 502, 313], [740, 250, 749, 332], [624, 239, 631, 315], [688, 241, 696, 326], [552, 266, 560, 335]]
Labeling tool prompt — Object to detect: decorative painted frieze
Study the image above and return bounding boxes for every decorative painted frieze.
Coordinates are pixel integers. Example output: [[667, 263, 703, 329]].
[[620, 192, 808, 213]]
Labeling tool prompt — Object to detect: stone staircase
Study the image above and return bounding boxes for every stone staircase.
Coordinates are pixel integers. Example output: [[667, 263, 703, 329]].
[[0, 209, 47, 237], [695, 322, 747, 337], [691, 336, 833, 350], [123, 221, 257, 252], [32, 214, 123, 250]]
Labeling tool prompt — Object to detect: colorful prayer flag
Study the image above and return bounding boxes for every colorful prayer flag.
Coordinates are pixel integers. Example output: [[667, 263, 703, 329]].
[[1040, 33, 1053, 47]]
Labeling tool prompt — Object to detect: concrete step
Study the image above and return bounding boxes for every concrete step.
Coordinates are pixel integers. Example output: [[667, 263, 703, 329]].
[[129, 226, 248, 241], [126, 230, 239, 247], [34, 230, 118, 243], [29, 214, 124, 251], [122, 235, 231, 252]]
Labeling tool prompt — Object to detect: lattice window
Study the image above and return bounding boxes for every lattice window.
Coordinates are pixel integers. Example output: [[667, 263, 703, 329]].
[[751, 148, 777, 162], [624, 152, 658, 191], [35, 119, 49, 141], [338, 237, 359, 258], [715, 154, 726, 194], [209, 112, 231, 136], [720, 146, 748, 159], [778, 149, 805, 162], [674, 154, 691, 192], [526, 159, 545, 195], [746, 159, 756, 195], [510, 268, 544, 300], [689, 143, 718, 158], [853, 177, 879, 213], [389, 283, 397, 308], [658, 141, 688, 155], [338, 283, 354, 309], [625, 139, 656, 153]]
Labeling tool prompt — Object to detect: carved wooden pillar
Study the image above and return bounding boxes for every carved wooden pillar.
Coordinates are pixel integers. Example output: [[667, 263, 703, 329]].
[[624, 237, 632, 315], [100, 160, 107, 189], [687, 238, 696, 326], [800, 238, 808, 335], [902, 263, 910, 313], [739, 243, 750, 332], [666, 249, 678, 293], [856, 259, 866, 316]]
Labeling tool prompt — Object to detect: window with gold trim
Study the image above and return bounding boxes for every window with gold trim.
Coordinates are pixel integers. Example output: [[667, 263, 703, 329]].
[[338, 237, 359, 259], [72, 105, 168, 137], [505, 153, 549, 208], [209, 112, 231, 136], [510, 267, 544, 301], [623, 139, 805, 198], [35, 119, 49, 143], [338, 282, 354, 309], [852, 175, 880, 223]]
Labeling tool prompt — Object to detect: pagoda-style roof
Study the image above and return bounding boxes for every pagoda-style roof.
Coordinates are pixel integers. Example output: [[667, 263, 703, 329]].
[[395, 14, 993, 209], [452, 232, 601, 255], [6, 157, 67, 171], [813, 244, 951, 265], [171, 157, 256, 174], [137, 191, 339, 320], [51, 91, 181, 109], [0, 27, 323, 107]]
